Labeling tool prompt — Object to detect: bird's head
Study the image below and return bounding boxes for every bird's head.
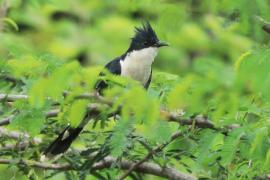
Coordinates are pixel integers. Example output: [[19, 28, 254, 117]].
[[127, 21, 168, 52]]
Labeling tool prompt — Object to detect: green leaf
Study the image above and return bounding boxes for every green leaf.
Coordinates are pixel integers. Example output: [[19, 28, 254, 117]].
[[167, 75, 195, 110], [10, 101, 45, 135], [68, 100, 88, 127], [249, 127, 268, 161], [6, 55, 46, 78], [220, 128, 244, 167], [2, 18, 19, 31], [29, 79, 48, 108], [110, 118, 134, 157], [143, 120, 175, 143], [264, 149, 270, 170], [197, 130, 221, 165]]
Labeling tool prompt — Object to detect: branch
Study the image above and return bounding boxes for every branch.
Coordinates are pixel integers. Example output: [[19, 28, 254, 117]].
[[0, 115, 13, 126], [0, 119, 196, 179], [0, 92, 107, 103], [161, 110, 216, 129], [0, 127, 41, 145], [0, 158, 71, 170], [0, 127, 196, 179], [0, 156, 196, 180], [0, 94, 28, 102], [0, 75, 24, 86], [167, 113, 215, 129], [0, 126, 46, 151], [0, 93, 219, 130], [0, 104, 100, 126], [118, 131, 183, 180], [0, 0, 9, 32], [262, 24, 270, 34]]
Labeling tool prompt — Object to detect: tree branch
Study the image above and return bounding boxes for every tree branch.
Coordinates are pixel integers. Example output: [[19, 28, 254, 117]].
[[0, 126, 196, 179], [0, 104, 100, 126], [0, 0, 9, 32], [0, 128, 194, 180], [166, 113, 215, 129], [0, 93, 220, 130], [0, 127, 41, 145], [0, 115, 13, 126], [118, 131, 183, 180], [0, 92, 107, 103], [0, 156, 196, 180], [0, 94, 28, 102]]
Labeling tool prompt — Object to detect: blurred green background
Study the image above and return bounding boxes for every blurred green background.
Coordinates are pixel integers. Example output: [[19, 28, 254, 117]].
[[1, 0, 269, 76], [1, 0, 270, 179]]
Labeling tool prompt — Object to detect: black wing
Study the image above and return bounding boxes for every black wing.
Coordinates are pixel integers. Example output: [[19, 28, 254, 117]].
[[95, 57, 122, 92], [104, 57, 122, 74], [144, 69, 152, 89]]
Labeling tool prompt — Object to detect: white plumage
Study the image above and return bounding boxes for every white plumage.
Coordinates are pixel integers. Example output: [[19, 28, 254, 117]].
[[120, 47, 158, 86]]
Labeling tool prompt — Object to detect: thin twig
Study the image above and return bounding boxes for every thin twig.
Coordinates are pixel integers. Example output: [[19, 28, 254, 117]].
[[0, 92, 107, 103], [118, 131, 182, 180], [0, 75, 24, 86], [0, 156, 196, 180], [161, 110, 215, 129], [0, 94, 28, 101], [0, 115, 13, 126], [0, 0, 9, 32]]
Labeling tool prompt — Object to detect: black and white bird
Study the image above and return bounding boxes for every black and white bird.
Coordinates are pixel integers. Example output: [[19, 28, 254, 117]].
[[96, 21, 168, 92], [44, 21, 168, 156]]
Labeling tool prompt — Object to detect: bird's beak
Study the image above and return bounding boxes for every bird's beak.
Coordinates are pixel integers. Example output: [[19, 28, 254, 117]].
[[155, 41, 169, 48]]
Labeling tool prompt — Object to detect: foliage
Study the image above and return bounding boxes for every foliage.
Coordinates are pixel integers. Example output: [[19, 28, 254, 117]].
[[0, 0, 270, 179]]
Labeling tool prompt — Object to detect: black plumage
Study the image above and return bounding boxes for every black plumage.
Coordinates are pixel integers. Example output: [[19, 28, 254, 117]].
[[44, 126, 83, 156], [127, 21, 159, 52], [95, 55, 123, 93]]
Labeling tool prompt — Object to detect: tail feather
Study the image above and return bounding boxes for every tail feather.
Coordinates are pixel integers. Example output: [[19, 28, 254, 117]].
[[44, 125, 83, 156], [44, 107, 98, 156]]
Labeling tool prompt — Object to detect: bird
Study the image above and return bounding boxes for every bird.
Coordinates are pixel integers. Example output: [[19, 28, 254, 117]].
[[44, 21, 168, 156]]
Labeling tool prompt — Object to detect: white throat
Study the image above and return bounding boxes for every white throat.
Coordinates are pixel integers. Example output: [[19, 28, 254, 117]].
[[120, 47, 158, 86]]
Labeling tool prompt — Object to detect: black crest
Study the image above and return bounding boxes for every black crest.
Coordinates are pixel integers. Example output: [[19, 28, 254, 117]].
[[127, 21, 160, 52]]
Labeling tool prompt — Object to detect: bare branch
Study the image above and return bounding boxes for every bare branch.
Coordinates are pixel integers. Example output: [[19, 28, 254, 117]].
[[118, 131, 183, 180], [0, 115, 13, 126], [262, 24, 270, 34], [0, 0, 9, 31], [0, 94, 28, 101], [0, 75, 24, 86], [168, 113, 215, 129], [0, 158, 71, 170], [46, 109, 60, 118], [161, 110, 217, 129], [0, 92, 106, 103], [0, 156, 196, 180], [0, 142, 31, 151], [0, 127, 41, 144]]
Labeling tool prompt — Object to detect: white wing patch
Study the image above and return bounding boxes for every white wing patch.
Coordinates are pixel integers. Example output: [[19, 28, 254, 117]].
[[61, 130, 70, 141], [120, 47, 158, 86]]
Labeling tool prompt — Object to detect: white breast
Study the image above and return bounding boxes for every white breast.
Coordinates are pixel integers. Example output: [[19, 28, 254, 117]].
[[120, 47, 158, 86]]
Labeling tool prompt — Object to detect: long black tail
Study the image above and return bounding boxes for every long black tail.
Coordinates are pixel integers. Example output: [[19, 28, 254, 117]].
[[44, 125, 83, 156], [44, 110, 95, 156]]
